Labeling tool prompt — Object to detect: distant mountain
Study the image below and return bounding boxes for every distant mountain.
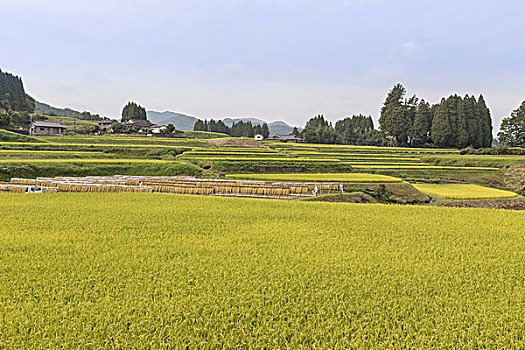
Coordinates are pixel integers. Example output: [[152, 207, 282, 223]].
[[147, 111, 198, 130], [267, 121, 296, 136], [147, 111, 296, 135], [35, 101, 103, 121]]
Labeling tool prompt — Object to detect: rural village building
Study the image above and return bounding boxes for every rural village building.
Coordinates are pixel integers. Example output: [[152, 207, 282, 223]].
[[29, 121, 67, 135], [124, 119, 153, 129], [254, 134, 264, 141], [151, 125, 167, 134], [265, 134, 303, 142], [98, 120, 117, 132]]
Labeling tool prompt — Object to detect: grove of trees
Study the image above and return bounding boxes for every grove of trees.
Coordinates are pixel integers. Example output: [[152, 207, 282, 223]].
[[301, 114, 382, 145], [498, 101, 525, 147], [121, 102, 147, 122], [379, 84, 493, 148], [194, 119, 270, 138]]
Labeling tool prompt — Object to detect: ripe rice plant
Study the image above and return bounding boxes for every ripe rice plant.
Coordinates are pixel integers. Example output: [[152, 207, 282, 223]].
[[350, 164, 500, 170], [413, 184, 518, 199], [283, 151, 421, 158], [0, 150, 104, 154], [182, 157, 341, 162], [0, 158, 179, 164], [179, 152, 288, 158], [0, 194, 523, 348], [226, 173, 402, 183], [0, 141, 185, 149], [266, 142, 459, 153], [188, 148, 276, 153]]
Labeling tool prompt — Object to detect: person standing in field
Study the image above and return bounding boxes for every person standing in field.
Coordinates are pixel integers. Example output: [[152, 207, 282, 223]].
[[339, 183, 344, 194], [313, 185, 318, 196]]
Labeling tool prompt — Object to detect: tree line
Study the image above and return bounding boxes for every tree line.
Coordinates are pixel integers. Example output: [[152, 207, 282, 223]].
[[301, 114, 382, 145], [299, 84, 495, 148], [194, 119, 270, 138]]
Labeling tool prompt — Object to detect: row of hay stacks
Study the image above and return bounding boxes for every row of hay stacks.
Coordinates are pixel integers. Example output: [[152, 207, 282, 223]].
[[2, 176, 340, 197]]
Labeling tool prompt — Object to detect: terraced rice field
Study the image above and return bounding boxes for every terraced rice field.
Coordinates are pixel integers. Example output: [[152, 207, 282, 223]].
[[0, 158, 181, 164], [179, 157, 341, 162], [1, 193, 524, 348], [266, 142, 460, 153], [226, 173, 402, 183], [413, 184, 518, 199], [175, 141, 497, 172], [0, 141, 193, 148], [350, 164, 499, 170]]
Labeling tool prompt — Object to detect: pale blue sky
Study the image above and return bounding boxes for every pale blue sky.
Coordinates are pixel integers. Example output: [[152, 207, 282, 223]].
[[2, 0, 524, 131]]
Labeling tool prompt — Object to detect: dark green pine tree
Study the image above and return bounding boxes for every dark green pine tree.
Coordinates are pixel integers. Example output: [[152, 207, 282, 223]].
[[477, 95, 493, 147], [431, 99, 453, 147], [463, 96, 480, 148], [261, 123, 270, 138], [471, 96, 484, 148], [446, 95, 459, 145], [411, 100, 431, 146], [253, 124, 262, 136], [455, 98, 469, 148], [193, 119, 205, 131]]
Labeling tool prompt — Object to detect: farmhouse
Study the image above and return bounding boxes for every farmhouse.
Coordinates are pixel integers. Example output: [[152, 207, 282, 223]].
[[29, 121, 67, 135], [98, 120, 117, 132], [151, 125, 167, 134], [124, 119, 153, 129], [266, 134, 303, 142]]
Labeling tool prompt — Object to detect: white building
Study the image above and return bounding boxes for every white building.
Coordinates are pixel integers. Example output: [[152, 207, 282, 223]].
[[151, 125, 167, 134]]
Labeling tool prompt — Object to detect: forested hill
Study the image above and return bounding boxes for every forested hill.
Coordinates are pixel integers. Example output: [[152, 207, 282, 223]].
[[35, 101, 103, 121], [0, 69, 34, 112]]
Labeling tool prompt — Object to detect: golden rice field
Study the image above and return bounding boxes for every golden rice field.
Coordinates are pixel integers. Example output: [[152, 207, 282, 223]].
[[282, 151, 421, 158], [0, 141, 182, 148], [180, 157, 342, 162], [184, 148, 276, 153], [226, 173, 402, 183], [350, 164, 500, 170], [266, 142, 460, 153], [0, 193, 524, 348], [41, 136, 208, 143], [413, 184, 518, 199], [0, 150, 104, 154], [0, 158, 178, 164]]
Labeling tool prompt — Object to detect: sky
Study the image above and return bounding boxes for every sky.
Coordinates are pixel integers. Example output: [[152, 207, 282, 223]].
[[1, 0, 525, 132]]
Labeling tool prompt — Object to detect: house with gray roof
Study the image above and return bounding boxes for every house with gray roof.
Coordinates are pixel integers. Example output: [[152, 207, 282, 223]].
[[124, 119, 153, 129], [29, 121, 67, 135]]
